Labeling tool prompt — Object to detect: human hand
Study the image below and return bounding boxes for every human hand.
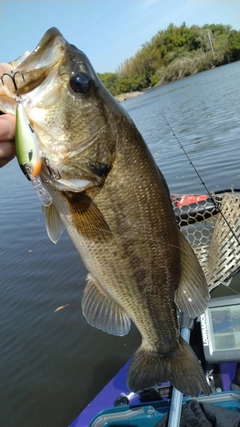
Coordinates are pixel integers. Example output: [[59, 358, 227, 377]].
[[0, 63, 16, 167]]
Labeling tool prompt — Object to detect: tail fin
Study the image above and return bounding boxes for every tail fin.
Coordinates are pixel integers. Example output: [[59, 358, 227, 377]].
[[127, 337, 210, 397]]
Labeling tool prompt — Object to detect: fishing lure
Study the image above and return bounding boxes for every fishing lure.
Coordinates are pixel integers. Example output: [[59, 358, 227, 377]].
[[1, 71, 52, 206]]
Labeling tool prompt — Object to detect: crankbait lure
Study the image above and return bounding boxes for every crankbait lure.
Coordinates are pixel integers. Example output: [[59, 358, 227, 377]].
[[1, 71, 52, 206]]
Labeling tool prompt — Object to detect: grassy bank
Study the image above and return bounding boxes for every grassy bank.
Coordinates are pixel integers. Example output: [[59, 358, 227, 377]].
[[98, 23, 240, 96]]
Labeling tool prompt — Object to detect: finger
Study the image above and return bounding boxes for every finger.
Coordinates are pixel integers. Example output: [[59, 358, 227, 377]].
[[0, 114, 16, 140], [0, 64, 16, 167], [0, 63, 12, 74], [0, 140, 15, 167]]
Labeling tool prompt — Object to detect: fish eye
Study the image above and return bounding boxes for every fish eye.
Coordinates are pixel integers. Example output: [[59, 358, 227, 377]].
[[69, 72, 92, 95]]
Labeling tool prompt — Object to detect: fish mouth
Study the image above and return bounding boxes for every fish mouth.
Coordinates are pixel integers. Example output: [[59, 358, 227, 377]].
[[13, 28, 66, 95]]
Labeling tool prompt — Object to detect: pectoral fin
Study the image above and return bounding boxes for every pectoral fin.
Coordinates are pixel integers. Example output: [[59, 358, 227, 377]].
[[82, 274, 131, 336], [174, 234, 209, 318], [64, 192, 111, 239], [43, 203, 65, 243]]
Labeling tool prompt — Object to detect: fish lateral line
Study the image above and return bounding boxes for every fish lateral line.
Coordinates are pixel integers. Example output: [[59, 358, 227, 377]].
[[0, 27, 212, 396]]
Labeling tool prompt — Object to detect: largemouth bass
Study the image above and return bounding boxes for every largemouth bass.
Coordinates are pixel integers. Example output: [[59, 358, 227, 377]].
[[0, 28, 210, 396]]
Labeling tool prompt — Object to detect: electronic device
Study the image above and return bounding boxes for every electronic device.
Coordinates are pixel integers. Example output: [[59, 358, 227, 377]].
[[200, 295, 240, 362]]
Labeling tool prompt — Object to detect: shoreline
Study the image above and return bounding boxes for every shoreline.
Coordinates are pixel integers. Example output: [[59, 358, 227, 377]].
[[114, 91, 143, 102]]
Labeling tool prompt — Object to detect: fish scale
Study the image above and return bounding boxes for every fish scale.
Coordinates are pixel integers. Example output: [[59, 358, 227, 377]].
[[0, 27, 210, 397]]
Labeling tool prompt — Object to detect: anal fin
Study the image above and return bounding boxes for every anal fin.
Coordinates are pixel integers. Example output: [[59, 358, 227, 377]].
[[82, 274, 131, 336]]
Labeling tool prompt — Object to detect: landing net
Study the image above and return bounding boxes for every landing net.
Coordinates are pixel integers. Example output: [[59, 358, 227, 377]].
[[173, 190, 240, 292]]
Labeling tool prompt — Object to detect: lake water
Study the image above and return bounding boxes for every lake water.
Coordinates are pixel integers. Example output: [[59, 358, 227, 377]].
[[1, 61, 240, 427]]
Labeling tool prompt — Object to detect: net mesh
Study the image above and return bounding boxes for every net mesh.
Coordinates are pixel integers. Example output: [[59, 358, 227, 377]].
[[173, 191, 240, 292]]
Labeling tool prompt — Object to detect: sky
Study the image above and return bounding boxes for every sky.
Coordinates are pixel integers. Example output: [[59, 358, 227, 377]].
[[0, 0, 239, 73]]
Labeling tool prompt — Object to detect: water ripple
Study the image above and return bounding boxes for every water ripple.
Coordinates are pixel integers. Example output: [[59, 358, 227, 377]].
[[1, 61, 240, 427]]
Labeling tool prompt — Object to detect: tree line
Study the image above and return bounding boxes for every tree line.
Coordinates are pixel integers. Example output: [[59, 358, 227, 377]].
[[98, 23, 240, 96]]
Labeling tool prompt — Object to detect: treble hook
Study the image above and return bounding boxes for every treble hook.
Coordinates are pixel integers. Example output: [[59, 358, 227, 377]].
[[43, 156, 61, 180], [1, 70, 25, 98]]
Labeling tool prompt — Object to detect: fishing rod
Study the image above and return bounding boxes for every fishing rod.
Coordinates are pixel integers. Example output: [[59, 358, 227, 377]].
[[163, 115, 240, 249]]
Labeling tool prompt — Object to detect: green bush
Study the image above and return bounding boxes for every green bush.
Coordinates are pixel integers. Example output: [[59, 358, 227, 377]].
[[98, 23, 240, 96]]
